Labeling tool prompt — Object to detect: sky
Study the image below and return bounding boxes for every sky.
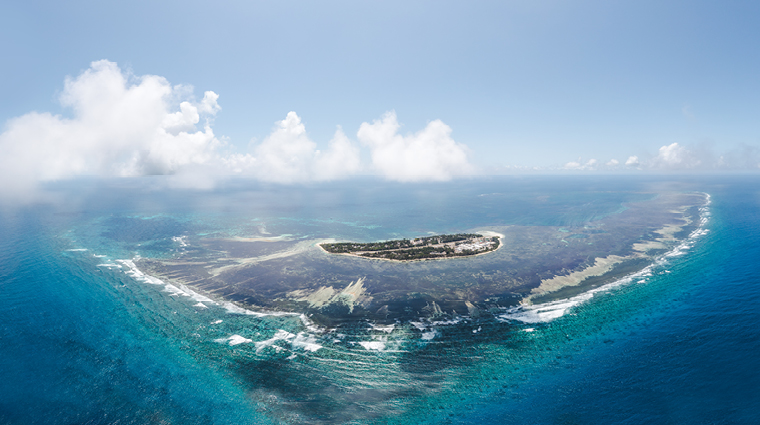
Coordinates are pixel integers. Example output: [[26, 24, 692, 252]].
[[2, 0, 760, 199]]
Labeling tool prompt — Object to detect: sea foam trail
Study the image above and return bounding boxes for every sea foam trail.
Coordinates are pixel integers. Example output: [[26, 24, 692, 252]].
[[499, 193, 712, 324]]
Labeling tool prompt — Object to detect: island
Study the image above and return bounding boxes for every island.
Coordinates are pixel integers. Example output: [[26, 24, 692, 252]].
[[319, 233, 500, 261]]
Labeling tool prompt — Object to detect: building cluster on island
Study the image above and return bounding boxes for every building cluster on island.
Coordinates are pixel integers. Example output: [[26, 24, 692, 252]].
[[452, 237, 494, 253], [320, 233, 500, 261]]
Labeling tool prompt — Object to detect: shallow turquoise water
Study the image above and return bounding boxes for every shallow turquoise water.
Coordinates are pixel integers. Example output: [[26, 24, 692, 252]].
[[1, 176, 758, 424]]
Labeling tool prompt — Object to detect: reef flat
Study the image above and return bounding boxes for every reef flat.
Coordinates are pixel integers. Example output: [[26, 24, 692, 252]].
[[136, 191, 708, 327]]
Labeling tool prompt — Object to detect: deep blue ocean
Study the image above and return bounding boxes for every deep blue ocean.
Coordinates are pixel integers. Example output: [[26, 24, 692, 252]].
[[1, 176, 758, 424]]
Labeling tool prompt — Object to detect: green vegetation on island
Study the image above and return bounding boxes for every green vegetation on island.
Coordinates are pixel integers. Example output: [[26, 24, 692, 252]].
[[320, 233, 501, 261]]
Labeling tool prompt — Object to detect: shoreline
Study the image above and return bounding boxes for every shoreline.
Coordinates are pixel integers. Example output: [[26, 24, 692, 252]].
[[317, 231, 505, 263]]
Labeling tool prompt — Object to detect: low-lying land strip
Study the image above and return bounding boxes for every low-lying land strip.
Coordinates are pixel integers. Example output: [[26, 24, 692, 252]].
[[319, 233, 501, 261]]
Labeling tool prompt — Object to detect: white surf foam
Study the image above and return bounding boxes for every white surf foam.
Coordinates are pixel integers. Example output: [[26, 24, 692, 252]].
[[172, 236, 188, 247], [359, 341, 386, 351], [219, 301, 302, 321], [420, 330, 437, 340], [249, 329, 323, 353], [371, 324, 395, 333], [409, 321, 427, 331], [300, 314, 323, 333], [499, 293, 593, 324], [215, 334, 252, 346], [254, 330, 295, 353], [292, 332, 323, 352]]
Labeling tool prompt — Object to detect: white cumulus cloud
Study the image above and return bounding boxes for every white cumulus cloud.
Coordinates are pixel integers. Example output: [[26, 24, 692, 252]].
[[0, 60, 221, 199], [357, 111, 473, 182], [651, 142, 701, 169], [625, 156, 640, 166], [564, 158, 597, 170], [252, 111, 321, 183], [237, 112, 361, 183], [313, 127, 362, 181]]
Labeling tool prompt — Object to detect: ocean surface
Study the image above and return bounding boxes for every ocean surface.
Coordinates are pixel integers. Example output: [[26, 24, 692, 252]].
[[1, 176, 758, 424]]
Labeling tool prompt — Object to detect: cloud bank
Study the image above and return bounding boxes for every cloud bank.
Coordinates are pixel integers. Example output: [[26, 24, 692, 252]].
[[6, 59, 758, 202], [564, 158, 598, 170], [0, 61, 477, 201], [561, 142, 760, 173]]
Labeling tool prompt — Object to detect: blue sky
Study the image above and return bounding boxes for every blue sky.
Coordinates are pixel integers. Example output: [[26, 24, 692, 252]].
[[2, 0, 760, 198]]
